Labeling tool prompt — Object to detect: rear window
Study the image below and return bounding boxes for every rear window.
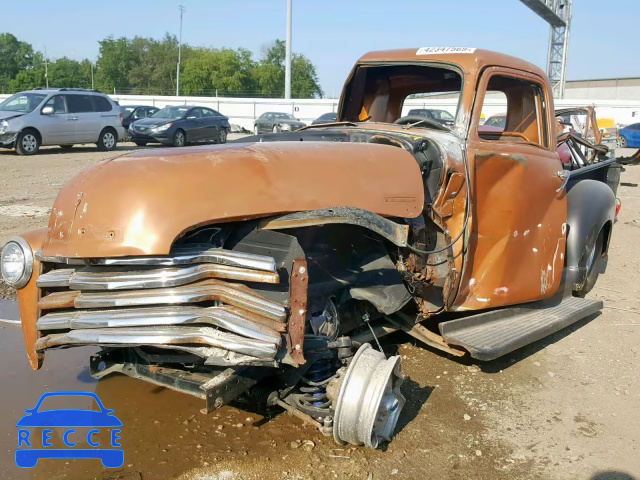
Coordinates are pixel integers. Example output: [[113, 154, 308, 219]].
[[94, 96, 113, 112], [67, 95, 95, 113]]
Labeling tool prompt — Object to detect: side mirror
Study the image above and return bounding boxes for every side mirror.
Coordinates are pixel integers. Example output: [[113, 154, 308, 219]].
[[41, 106, 54, 115]]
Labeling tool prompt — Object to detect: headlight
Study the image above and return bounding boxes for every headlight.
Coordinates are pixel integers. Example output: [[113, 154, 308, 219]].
[[1, 237, 34, 288], [151, 123, 172, 133], [0, 120, 9, 135], [280, 123, 292, 131]]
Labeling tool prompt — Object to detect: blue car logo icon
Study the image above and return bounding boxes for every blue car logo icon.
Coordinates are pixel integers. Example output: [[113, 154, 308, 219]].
[[15, 391, 123, 468]]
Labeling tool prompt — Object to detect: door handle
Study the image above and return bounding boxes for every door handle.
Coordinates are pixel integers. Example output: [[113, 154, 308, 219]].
[[556, 170, 570, 193]]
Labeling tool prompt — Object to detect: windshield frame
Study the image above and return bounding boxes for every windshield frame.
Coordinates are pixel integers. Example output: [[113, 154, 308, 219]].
[[0, 92, 48, 114], [338, 60, 465, 131]]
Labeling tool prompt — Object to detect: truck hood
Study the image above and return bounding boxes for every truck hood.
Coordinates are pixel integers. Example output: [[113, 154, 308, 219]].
[[41, 141, 424, 258]]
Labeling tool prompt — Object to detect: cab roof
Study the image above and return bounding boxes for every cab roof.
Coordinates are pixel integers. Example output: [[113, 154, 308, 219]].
[[357, 47, 546, 78]]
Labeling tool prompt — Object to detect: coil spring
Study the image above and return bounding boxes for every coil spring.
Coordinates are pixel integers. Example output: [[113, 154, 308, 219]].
[[299, 358, 333, 409]]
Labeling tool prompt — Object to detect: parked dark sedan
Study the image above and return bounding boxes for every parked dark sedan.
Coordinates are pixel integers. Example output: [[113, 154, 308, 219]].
[[129, 105, 230, 147], [120, 105, 160, 141], [407, 108, 455, 128], [311, 112, 338, 125], [254, 112, 305, 134]]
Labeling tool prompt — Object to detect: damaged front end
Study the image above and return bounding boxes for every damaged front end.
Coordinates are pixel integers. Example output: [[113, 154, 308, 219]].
[[18, 220, 410, 449]]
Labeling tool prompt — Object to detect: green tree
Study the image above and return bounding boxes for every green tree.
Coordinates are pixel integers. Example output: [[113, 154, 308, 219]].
[[0, 33, 37, 92], [181, 47, 256, 96], [47, 57, 92, 89], [254, 40, 323, 98], [95, 36, 134, 93]]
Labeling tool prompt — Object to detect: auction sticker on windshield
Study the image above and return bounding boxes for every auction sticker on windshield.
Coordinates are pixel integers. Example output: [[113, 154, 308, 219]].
[[416, 47, 477, 55], [15, 391, 124, 469]]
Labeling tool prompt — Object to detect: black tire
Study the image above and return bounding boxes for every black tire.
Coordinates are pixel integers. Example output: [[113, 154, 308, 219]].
[[59, 145, 74, 150], [217, 128, 228, 144], [16, 129, 41, 155], [173, 129, 186, 147], [573, 229, 605, 298], [134, 141, 147, 147], [97, 128, 117, 151], [619, 136, 628, 148]]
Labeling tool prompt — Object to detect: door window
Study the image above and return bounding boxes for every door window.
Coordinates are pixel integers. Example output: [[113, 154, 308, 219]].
[[67, 95, 95, 114], [43, 95, 68, 114], [476, 75, 549, 148], [93, 96, 113, 112]]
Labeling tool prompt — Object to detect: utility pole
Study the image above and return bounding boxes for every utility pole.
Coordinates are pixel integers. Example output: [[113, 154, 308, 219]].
[[176, 4, 186, 96], [519, 0, 573, 99], [284, 0, 292, 99], [90, 62, 94, 90], [44, 46, 49, 89]]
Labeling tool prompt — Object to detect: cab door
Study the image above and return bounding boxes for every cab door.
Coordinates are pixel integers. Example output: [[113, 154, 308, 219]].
[[454, 67, 567, 310]]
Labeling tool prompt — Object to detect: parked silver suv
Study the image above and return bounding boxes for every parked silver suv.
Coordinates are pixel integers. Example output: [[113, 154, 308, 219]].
[[0, 88, 125, 155]]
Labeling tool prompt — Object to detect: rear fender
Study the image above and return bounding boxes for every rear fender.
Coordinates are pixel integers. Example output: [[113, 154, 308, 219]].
[[566, 179, 615, 289]]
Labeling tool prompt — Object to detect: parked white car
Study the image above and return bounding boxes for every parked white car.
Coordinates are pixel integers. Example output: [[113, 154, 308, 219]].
[[0, 88, 125, 155]]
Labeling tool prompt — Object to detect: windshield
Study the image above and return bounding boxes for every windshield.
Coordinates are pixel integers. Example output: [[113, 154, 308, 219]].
[[152, 107, 189, 119], [0, 92, 47, 113], [121, 106, 136, 117], [341, 64, 462, 127]]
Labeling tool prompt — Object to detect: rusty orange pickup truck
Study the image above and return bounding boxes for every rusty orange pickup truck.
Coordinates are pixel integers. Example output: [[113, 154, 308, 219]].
[[1, 47, 621, 449]]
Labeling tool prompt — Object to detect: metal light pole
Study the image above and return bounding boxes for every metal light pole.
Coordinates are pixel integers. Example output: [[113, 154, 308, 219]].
[[176, 4, 186, 96], [44, 46, 49, 89], [284, 0, 292, 99], [90, 62, 94, 90]]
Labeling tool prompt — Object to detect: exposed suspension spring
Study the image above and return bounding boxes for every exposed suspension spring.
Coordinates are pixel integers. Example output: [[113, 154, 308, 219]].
[[299, 358, 333, 410]]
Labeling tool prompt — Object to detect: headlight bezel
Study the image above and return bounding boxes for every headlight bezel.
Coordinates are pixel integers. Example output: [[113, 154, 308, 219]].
[[0, 120, 9, 135], [1, 237, 34, 289]]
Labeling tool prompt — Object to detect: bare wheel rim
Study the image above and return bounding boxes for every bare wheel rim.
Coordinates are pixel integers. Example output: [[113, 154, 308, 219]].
[[254, 126, 259, 134], [219, 129, 227, 143], [103, 132, 115, 149], [175, 131, 185, 146], [620, 136, 627, 148], [22, 134, 37, 152], [273, 125, 279, 133]]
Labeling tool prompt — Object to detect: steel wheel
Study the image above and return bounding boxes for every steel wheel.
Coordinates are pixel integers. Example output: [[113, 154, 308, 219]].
[[173, 130, 186, 147], [272, 125, 279, 133], [254, 125, 259, 135], [16, 131, 40, 155], [619, 136, 628, 148]]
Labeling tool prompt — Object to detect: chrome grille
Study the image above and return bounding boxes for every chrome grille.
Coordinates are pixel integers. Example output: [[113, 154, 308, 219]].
[[34, 246, 287, 363]]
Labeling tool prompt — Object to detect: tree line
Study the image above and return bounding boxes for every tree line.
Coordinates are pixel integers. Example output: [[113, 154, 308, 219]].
[[0, 33, 323, 98]]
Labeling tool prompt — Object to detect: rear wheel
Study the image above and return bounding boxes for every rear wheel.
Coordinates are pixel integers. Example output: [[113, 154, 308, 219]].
[[16, 130, 40, 155], [173, 129, 186, 147], [97, 128, 117, 151], [573, 228, 605, 297], [217, 128, 227, 144], [619, 135, 628, 148]]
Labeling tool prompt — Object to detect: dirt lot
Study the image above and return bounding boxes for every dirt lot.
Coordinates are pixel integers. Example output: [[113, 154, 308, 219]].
[[0, 143, 638, 480]]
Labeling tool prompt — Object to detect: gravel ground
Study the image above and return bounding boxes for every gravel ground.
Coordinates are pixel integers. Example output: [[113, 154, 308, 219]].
[[0, 142, 638, 480]]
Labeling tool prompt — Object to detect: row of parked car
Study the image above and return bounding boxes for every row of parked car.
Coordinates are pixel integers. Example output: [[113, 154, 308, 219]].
[[0, 88, 233, 155]]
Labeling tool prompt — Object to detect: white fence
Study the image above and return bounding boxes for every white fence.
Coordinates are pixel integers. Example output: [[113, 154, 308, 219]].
[[2, 93, 640, 131]]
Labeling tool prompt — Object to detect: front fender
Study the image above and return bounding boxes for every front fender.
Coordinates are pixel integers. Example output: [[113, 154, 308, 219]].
[[566, 179, 615, 288]]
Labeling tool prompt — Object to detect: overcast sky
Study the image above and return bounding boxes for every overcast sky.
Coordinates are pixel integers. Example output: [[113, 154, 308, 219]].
[[3, 0, 638, 97]]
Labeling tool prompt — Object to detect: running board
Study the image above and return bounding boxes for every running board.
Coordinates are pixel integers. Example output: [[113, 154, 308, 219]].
[[439, 296, 603, 361]]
